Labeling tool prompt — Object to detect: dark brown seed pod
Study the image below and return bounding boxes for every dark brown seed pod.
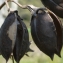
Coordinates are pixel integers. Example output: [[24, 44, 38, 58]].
[[62, 26, 63, 45], [0, 11, 17, 62], [31, 8, 58, 60], [53, 0, 63, 7], [0, 28, 1, 55], [13, 12, 33, 63], [48, 10, 62, 57], [40, 0, 63, 18]]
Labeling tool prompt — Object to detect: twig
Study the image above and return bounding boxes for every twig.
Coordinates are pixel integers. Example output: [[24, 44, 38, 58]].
[[0, 0, 35, 12], [0, 0, 11, 10], [5, 0, 10, 12], [0, 0, 27, 10], [0, 2, 5, 9], [12, 0, 36, 12], [12, 0, 27, 9]]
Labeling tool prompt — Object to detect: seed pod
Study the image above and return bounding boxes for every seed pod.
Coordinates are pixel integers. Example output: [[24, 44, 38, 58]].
[[31, 8, 60, 60], [41, 0, 63, 18], [62, 26, 63, 45], [13, 12, 33, 63], [48, 10, 62, 57], [0, 28, 1, 55], [0, 11, 18, 62], [53, 0, 63, 7]]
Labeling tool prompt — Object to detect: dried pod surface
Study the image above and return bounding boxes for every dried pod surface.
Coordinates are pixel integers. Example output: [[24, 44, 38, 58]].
[[41, 0, 63, 18], [13, 11, 32, 63], [31, 8, 58, 60], [0, 11, 17, 61], [53, 0, 63, 7], [48, 10, 62, 57]]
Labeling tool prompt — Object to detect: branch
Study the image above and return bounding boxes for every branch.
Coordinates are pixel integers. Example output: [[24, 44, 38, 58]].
[[0, 0, 28, 10], [0, 2, 5, 9], [0, 0, 35, 12], [12, 0, 27, 9], [0, 0, 11, 10]]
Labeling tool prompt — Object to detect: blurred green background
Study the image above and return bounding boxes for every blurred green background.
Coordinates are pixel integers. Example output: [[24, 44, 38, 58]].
[[0, 0, 63, 63]]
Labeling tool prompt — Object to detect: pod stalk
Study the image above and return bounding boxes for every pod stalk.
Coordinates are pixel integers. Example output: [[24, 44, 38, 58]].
[[0, 0, 36, 13]]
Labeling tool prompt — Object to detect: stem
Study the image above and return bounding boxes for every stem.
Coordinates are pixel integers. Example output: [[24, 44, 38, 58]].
[[0, 0, 36, 13], [0, 0, 27, 10], [0, 2, 5, 9], [0, 0, 11, 10], [5, 0, 10, 12], [11, 0, 35, 12], [12, 0, 27, 9]]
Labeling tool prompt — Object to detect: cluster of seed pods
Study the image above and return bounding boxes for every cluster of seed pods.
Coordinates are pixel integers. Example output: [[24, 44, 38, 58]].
[[0, 0, 63, 63]]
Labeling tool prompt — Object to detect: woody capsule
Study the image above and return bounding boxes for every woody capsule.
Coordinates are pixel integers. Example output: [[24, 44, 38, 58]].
[[27, 6, 62, 60]]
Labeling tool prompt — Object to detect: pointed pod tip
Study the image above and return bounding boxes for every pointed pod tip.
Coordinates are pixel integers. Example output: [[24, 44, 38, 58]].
[[25, 54, 29, 57], [57, 53, 61, 58], [50, 54, 54, 61], [28, 48, 34, 52], [55, 50, 61, 58]]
